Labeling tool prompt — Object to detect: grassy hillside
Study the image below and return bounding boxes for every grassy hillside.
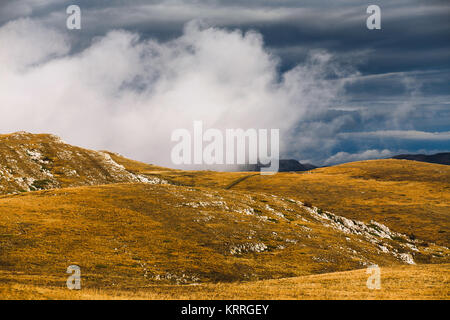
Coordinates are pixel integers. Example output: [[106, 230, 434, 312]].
[[227, 160, 450, 247], [0, 132, 167, 195], [114, 159, 449, 247], [1, 264, 448, 300], [0, 133, 448, 299], [0, 182, 448, 294]]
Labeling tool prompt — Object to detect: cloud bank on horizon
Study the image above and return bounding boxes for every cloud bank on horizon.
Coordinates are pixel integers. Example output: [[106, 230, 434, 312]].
[[0, 0, 449, 166]]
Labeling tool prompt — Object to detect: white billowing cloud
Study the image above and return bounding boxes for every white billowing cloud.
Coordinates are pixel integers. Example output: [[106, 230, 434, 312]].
[[0, 18, 69, 71], [0, 18, 348, 167], [325, 149, 393, 165]]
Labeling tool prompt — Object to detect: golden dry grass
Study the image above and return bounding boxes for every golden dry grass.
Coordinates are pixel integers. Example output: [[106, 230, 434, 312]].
[[1, 183, 421, 288], [1, 133, 448, 300], [103, 151, 173, 173], [1, 264, 448, 300], [0, 182, 448, 300], [122, 160, 449, 247], [229, 160, 450, 247]]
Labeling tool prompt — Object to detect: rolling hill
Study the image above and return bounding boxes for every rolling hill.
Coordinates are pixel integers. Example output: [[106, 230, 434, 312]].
[[0, 132, 448, 299], [0, 132, 169, 195], [126, 160, 449, 247], [2, 264, 448, 300]]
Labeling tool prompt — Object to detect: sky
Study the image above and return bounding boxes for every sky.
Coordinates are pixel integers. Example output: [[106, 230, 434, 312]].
[[0, 0, 449, 167]]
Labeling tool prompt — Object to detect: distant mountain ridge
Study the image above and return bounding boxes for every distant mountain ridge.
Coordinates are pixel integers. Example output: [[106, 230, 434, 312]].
[[239, 159, 317, 172], [392, 152, 450, 165]]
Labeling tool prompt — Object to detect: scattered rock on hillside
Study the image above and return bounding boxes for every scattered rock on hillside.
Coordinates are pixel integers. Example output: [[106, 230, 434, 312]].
[[0, 132, 166, 194]]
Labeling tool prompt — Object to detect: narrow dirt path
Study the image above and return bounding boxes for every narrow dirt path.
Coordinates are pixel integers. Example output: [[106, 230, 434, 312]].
[[224, 174, 259, 190]]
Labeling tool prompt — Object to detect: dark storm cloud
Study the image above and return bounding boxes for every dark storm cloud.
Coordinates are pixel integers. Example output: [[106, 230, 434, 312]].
[[2, 0, 448, 73]]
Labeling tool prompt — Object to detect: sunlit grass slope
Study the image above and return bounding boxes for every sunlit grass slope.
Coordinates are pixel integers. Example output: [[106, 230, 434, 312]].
[[1, 182, 447, 293], [120, 159, 450, 247], [1, 264, 448, 300], [0, 133, 448, 300]]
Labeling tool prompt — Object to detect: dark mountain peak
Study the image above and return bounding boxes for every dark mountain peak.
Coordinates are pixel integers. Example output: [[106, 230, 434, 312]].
[[239, 159, 317, 172], [391, 152, 450, 165]]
